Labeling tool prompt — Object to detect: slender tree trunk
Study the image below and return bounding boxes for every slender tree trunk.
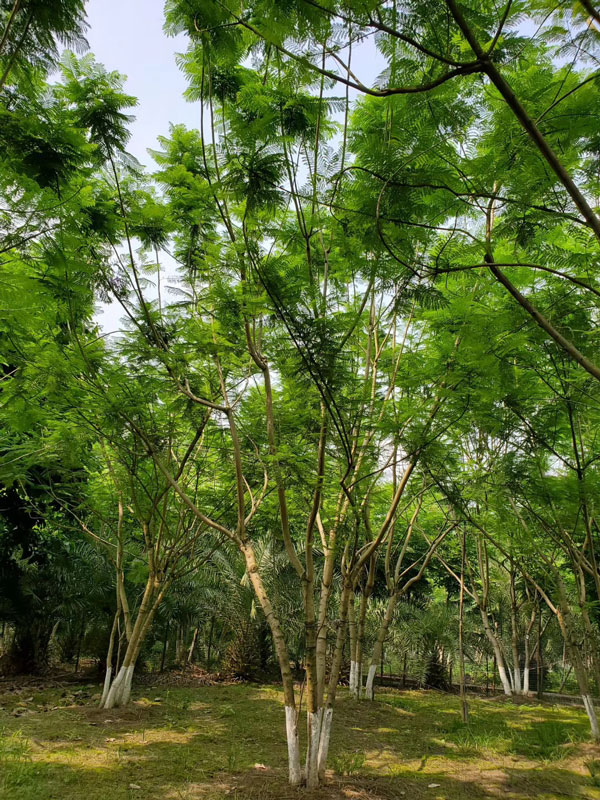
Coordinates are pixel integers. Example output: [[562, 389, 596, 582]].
[[348, 592, 358, 697], [206, 617, 214, 669], [459, 527, 469, 723], [509, 573, 522, 694], [0, 0, 22, 59], [522, 607, 536, 696], [317, 580, 352, 779], [101, 611, 119, 707], [0, 9, 32, 90], [303, 506, 320, 789], [537, 612, 543, 701], [555, 589, 599, 740], [522, 634, 530, 696], [365, 593, 398, 700], [187, 626, 199, 665], [355, 556, 375, 699], [315, 540, 336, 707]]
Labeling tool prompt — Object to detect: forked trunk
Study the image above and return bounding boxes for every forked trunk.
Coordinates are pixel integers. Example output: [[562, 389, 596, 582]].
[[479, 608, 512, 696], [102, 576, 165, 709], [103, 662, 136, 708]]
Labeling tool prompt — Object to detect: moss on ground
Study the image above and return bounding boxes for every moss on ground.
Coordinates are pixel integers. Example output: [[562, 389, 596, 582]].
[[0, 682, 599, 799]]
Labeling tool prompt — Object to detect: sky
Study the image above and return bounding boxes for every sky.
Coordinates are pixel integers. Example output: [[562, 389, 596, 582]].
[[85, 0, 199, 168]]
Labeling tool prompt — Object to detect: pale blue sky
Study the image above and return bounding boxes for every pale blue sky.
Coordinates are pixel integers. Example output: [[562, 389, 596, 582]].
[[85, 0, 200, 167]]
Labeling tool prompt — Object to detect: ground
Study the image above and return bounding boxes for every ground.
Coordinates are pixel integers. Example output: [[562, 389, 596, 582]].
[[1, 681, 599, 800]]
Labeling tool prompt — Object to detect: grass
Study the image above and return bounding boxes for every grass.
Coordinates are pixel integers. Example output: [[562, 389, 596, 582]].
[[0, 681, 599, 799]]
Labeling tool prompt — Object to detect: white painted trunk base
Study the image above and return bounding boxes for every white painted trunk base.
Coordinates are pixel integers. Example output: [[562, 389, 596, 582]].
[[582, 694, 600, 740], [349, 660, 359, 697], [513, 667, 522, 694], [522, 667, 530, 695], [497, 662, 513, 696], [285, 706, 302, 786], [100, 666, 112, 707], [364, 664, 377, 701], [103, 664, 134, 709], [317, 708, 333, 778], [305, 710, 322, 789]]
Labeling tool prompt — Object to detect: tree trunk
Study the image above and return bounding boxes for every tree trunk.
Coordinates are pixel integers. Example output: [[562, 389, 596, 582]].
[[316, 580, 352, 779], [537, 612, 544, 701], [509, 574, 522, 694], [459, 527, 469, 723], [240, 541, 301, 785], [206, 616, 214, 669], [365, 592, 398, 700], [479, 609, 512, 695], [355, 556, 375, 699], [522, 654, 530, 695], [187, 626, 199, 665], [348, 592, 358, 697], [101, 611, 119, 707], [556, 599, 599, 740]]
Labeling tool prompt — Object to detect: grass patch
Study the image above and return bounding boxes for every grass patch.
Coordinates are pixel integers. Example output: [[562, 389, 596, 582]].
[[0, 683, 598, 799]]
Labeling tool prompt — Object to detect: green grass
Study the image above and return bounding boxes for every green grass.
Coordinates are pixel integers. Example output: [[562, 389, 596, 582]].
[[0, 682, 599, 799]]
